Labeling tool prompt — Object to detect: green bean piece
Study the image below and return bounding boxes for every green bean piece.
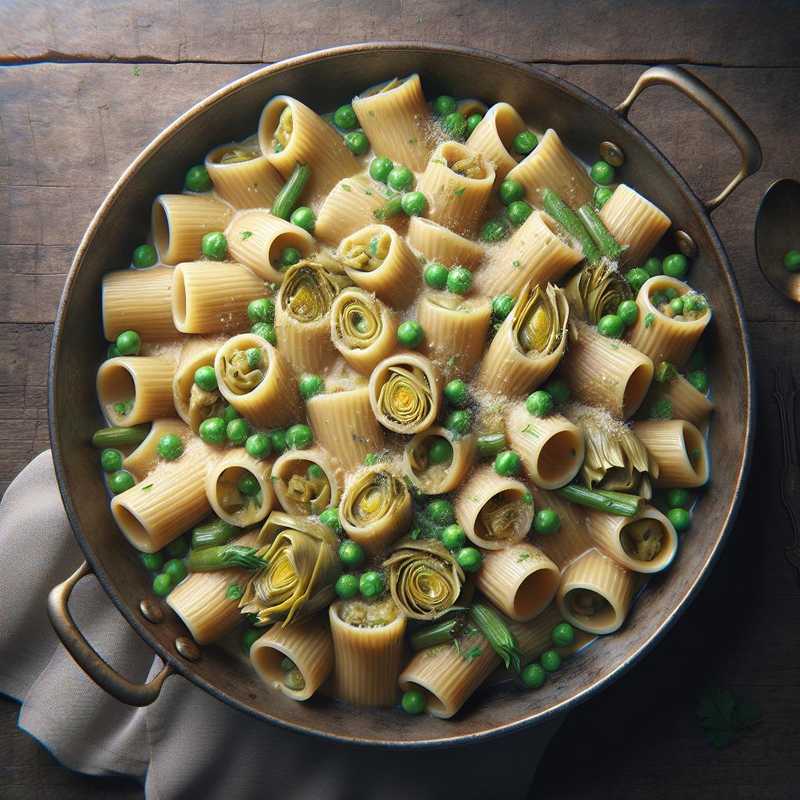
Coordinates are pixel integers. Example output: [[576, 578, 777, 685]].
[[410, 617, 463, 651], [470, 603, 522, 672], [577, 204, 623, 261], [476, 433, 507, 459], [373, 196, 404, 221], [271, 163, 311, 220], [542, 189, 601, 264], [188, 544, 267, 572], [557, 484, 641, 516], [191, 518, 236, 550], [92, 425, 150, 448]]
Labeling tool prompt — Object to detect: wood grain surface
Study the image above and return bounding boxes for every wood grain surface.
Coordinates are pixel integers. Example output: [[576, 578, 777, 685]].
[[1, 2, 798, 798]]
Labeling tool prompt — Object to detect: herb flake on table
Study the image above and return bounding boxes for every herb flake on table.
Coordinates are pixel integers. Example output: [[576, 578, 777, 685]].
[[697, 687, 761, 748]]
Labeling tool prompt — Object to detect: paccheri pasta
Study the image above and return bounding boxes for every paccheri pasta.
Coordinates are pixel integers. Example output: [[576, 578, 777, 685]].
[[92, 75, 714, 720]]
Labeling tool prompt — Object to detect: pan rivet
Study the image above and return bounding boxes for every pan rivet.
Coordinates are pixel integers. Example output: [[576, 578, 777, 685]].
[[675, 230, 698, 258], [175, 636, 201, 661], [139, 599, 163, 624], [599, 141, 624, 167]]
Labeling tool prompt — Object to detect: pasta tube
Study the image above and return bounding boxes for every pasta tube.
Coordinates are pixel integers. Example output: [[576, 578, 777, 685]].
[[464, 102, 527, 180], [258, 95, 358, 195], [171, 261, 265, 334], [152, 194, 232, 265], [205, 448, 275, 527], [403, 426, 475, 495], [340, 464, 413, 555], [368, 353, 441, 434], [477, 282, 570, 397], [557, 549, 635, 634], [505, 404, 584, 490], [102, 267, 177, 341], [454, 466, 534, 550], [337, 224, 420, 308], [330, 599, 407, 707], [475, 211, 582, 299], [250, 614, 333, 701], [631, 419, 710, 488], [122, 418, 189, 480], [214, 333, 300, 428], [352, 74, 431, 172], [656, 373, 714, 431], [305, 386, 384, 470], [599, 184, 671, 266], [205, 138, 284, 209], [560, 320, 653, 419], [271, 445, 344, 516], [226, 210, 315, 283], [407, 216, 484, 269], [507, 603, 595, 665], [417, 142, 495, 235], [97, 356, 176, 427], [172, 337, 226, 431], [475, 543, 560, 622]]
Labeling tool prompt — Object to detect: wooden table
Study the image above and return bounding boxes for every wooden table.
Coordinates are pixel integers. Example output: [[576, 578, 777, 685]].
[[1, 2, 798, 797]]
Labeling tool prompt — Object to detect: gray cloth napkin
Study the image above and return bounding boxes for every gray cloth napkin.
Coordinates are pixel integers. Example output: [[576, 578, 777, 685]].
[[0, 452, 562, 799]]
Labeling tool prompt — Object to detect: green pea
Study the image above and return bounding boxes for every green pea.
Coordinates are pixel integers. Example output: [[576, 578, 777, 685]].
[[597, 314, 625, 339], [428, 438, 453, 465], [152, 572, 173, 597], [222, 404, 240, 423], [100, 448, 123, 473], [617, 299, 639, 327], [534, 508, 561, 535], [164, 558, 187, 584], [397, 320, 424, 348], [107, 343, 121, 359], [526, 390, 553, 417], [401, 191, 427, 216], [667, 507, 691, 532], [551, 622, 575, 647], [140, 551, 164, 572], [201, 231, 227, 261], [626, 267, 650, 293], [643, 257, 662, 277], [438, 524, 465, 551], [669, 297, 685, 316], [492, 294, 515, 321], [307, 464, 324, 480], [299, 373, 325, 399], [319, 506, 342, 534], [507, 200, 532, 227], [456, 546, 482, 573], [663, 287, 678, 301], [649, 397, 673, 420], [270, 429, 287, 453], [424, 262, 449, 289], [157, 433, 183, 461], [684, 295, 707, 313], [466, 113, 483, 135], [687, 370, 709, 393], [651, 292, 668, 308], [426, 498, 454, 526], [290, 206, 315, 232], [666, 488, 692, 509], [359, 570, 385, 598], [663, 253, 688, 278], [245, 432, 271, 460], [522, 662, 546, 689], [333, 104, 357, 130], [113, 401, 131, 416], [445, 409, 472, 436], [278, 247, 301, 269], [544, 379, 570, 406], [344, 130, 369, 155], [494, 450, 521, 477], [433, 95, 457, 116], [499, 178, 525, 206], [480, 218, 508, 243], [166, 536, 189, 558], [401, 688, 426, 715], [442, 112, 467, 140], [286, 423, 313, 449], [784, 249, 800, 272], [194, 365, 218, 392], [513, 130, 538, 155], [132, 244, 158, 268], [593, 185, 614, 209], [245, 347, 262, 369], [387, 165, 414, 191], [185, 164, 212, 193], [251, 322, 277, 345], [199, 417, 227, 445], [446, 266, 473, 295], [363, 452, 379, 466], [241, 627, 262, 654], [369, 156, 394, 183], [338, 539, 365, 568], [226, 418, 250, 445], [109, 470, 135, 494], [247, 297, 275, 324], [590, 160, 615, 185], [443, 378, 469, 407], [540, 649, 561, 672], [335, 573, 359, 600], [237, 473, 260, 496], [226, 583, 244, 601], [115, 330, 141, 356]]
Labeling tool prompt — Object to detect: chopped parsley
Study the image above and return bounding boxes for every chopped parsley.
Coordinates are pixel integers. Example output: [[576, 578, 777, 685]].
[[512, 259, 521, 269], [454, 186, 466, 196], [697, 688, 760, 748], [516, 552, 531, 563], [141, 484, 153, 491], [463, 645, 482, 662], [240, 230, 254, 240], [521, 424, 539, 437], [644, 312, 655, 328], [341, 184, 351, 192], [132, 65, 142, 77]]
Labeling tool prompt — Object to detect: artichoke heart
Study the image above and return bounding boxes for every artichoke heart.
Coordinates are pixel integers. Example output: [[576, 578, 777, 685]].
[[285, 469, 331, 515], [621, 518, 664, 562], [479, 492, 525, 542], [568, 404, 657, 497], [342, 468, 410, 528], [513, 283, 569, 356], [383, 538, 464, 620], [272, 106, 293, 152], [281, 261, 342, 323], [427, 291, 474, 313], [221, 349, 264, 395], [339, 596, 400, 628], [568, 588, 609, 618], [450, 152, 486, 179], [564, 263, 632, 324], [218, 145, 260, 164], [240, 512, 340, 626], [335, 292, 383, 349], [378, 365, 434, 428], [340, 232, 392, 272], [188, 382, 225, 424]]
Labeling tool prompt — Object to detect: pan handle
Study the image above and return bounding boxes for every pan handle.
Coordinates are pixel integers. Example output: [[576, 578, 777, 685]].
[[48, 561, 173, 706], [616, 65, 762, 212]]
